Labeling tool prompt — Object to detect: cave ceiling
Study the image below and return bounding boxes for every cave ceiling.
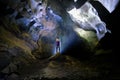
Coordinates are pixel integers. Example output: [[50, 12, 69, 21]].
[[0, 0, 118, 53]]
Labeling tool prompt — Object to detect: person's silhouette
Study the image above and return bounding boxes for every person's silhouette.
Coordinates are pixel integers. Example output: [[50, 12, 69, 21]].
[[56, 37, 60, 53]]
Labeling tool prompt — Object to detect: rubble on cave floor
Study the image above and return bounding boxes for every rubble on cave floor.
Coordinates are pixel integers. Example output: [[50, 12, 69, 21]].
[[12, 52, 115, 80]]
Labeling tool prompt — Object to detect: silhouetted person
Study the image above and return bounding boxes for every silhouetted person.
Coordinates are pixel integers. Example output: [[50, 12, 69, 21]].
[[56, 37, 60, 53]]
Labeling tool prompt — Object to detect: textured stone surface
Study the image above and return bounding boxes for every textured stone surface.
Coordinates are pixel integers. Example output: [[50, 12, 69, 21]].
[[0, 0, 115, 80]]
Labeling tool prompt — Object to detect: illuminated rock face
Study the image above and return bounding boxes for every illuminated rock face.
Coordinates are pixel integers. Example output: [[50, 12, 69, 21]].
[[0, 0, 115, 55], [68, 2, 107, 40]]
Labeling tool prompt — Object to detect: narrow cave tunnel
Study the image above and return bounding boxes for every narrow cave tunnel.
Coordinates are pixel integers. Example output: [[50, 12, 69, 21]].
[[0, 0, 118, 80]]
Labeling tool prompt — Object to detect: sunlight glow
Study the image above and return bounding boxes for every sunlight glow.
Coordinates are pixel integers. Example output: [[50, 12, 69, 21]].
[[97, 0, 119, 13], [74, 0, 78, 2]]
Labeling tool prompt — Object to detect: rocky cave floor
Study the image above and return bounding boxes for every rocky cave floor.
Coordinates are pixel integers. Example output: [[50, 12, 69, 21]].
[[0, 50, 119, 80]]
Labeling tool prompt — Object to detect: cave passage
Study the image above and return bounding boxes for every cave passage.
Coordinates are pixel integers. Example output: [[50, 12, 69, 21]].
[[0, 0, 118, 80]]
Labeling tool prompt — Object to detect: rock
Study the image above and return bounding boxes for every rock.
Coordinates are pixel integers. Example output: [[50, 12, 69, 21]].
[[6, 72, 19, 80], [0, 52, 11, 71], [2, 62, 18, 73]]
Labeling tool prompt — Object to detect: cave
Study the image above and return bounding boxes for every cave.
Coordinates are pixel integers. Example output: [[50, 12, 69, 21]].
[[0, 0, 118, 80]]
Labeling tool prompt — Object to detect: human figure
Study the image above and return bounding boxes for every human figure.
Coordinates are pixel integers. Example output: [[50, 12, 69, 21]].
[[56, 37, 60, 53]]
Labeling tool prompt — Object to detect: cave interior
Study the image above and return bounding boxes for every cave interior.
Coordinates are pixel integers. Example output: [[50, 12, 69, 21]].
[[0, 0, 118, 80]]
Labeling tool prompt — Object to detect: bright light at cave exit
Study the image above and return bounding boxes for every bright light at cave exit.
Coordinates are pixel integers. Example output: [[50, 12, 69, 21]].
[[74, 0, 78, 2], [97, 0, 119, 13]]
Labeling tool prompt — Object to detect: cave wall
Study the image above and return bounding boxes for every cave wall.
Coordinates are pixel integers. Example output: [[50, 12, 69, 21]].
[[0, 0, 115, 76]]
